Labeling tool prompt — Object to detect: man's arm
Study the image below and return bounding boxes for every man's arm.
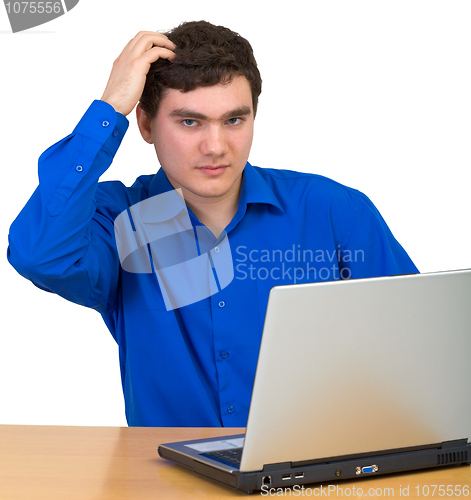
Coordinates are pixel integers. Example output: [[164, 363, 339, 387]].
[[339, 189, 419, 279], [7, 32, 176, 314]]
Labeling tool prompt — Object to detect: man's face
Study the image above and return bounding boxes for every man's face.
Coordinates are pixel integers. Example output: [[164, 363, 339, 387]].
[[140, 75, 254, 205]]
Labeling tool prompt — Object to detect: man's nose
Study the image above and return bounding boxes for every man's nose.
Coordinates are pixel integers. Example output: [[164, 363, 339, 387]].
[[200, 125, 228, 156]]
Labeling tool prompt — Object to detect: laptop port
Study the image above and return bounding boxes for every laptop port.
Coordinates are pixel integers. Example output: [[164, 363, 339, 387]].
[[355, 465, 378, 475], [294, 472, 305, 479], [282, 474, 291, 480], [263, 475, 272, 486]]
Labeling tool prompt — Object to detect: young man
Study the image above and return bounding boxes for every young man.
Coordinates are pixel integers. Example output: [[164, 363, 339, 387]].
[[8, 21, 418, 427]]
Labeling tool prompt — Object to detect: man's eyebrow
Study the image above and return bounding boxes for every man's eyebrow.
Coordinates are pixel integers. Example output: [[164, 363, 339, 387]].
[[169, 106, 252, 121], [220, 106, 252, 120]]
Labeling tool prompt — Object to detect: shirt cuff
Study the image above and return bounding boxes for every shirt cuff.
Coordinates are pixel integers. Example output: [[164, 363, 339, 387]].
[[73, 100, 129, 156]]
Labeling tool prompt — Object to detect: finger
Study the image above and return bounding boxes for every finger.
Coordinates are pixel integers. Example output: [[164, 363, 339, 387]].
[[130, 31, 177, 54], [139, 46, 176, 65], [116, 31, 173, 60]]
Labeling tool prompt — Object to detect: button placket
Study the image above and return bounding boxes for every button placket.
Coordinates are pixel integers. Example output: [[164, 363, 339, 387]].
[[213, 294, 235, 424]]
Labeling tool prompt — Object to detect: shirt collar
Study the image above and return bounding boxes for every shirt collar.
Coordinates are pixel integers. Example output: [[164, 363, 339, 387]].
[[239, 162, 285, 214], [148, 167, 177, 198]]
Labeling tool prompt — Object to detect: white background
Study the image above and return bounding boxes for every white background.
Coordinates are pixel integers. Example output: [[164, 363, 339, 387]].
[[1, 1, 470, 426]]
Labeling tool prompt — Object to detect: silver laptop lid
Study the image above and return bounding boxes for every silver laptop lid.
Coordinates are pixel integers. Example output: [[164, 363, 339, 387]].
[[240, 270, 471, 472]]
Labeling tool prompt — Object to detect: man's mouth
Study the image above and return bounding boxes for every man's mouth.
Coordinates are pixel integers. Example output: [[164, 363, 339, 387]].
[[197, 165, 229, 175]]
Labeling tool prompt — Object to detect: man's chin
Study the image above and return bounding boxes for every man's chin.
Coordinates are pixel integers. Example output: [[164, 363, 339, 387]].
[[184, 175, 243, 200], [165, 168, 244, 202], [186, 184, 236, 200]]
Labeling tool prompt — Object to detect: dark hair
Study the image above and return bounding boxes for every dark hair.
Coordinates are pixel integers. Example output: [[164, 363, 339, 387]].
[[139, 21, 262, 119]]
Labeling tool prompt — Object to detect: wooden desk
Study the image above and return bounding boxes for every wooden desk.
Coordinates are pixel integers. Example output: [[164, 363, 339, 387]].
[[0, 425, 469, 499]]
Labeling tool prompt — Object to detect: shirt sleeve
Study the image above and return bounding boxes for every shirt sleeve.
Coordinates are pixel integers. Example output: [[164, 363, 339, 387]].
[[7, 100, 129, 314], [338, 189, 419, 279]]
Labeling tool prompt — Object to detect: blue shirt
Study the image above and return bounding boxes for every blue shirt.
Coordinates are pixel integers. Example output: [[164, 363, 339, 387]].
[[7, 100, 418, 427]]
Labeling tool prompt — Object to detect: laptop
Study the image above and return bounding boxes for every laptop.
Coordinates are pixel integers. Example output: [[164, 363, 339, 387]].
[[158, 269, 471, 493]]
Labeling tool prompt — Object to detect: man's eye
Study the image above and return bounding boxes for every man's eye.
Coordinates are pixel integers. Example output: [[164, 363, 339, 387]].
[[182, 119, 198, 127], [227, 117, 242, 125]]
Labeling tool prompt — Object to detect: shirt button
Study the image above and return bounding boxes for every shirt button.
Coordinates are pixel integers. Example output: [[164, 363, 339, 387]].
[[227, 406, 235, 414], [220, 351, 229, 359], [218, 301, 226, 308], [75, 165, 83, 172], [113, 130, 119, 137], [102, 120, 110, 127], [214, 246, 220, 253]]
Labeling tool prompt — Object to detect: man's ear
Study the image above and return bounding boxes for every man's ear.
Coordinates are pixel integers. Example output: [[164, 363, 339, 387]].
[[136, 104, 154, 144]]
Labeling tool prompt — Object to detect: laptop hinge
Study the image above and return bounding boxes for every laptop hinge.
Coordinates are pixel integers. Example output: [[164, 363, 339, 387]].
[[441, 438, 468, 449], [262, 462, 291, 472], [291, 442, 442, 468]]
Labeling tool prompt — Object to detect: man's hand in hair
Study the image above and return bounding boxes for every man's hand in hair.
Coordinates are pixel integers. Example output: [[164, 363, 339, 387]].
[[101, 31, 176, 117]]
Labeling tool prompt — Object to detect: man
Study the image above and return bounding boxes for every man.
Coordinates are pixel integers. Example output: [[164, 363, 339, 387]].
[[7, 21, 418, 427]]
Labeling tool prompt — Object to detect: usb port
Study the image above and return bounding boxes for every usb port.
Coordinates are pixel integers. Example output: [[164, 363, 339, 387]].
[[282, 474, 291, 480], [294, 472, 305, 479]]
